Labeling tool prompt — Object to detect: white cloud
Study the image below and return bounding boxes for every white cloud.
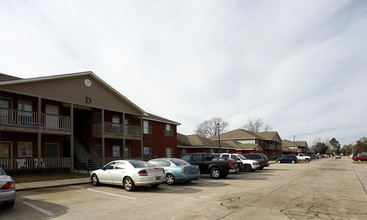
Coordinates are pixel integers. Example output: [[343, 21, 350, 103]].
[[0, 0, 366, 146]]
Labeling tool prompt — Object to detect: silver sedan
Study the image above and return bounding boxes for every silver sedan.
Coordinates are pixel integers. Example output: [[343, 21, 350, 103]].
[[90, 160, 166, 191], [0, 167, 15, 208]]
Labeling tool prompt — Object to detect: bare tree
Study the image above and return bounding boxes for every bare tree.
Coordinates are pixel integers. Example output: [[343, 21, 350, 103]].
[[243, 118, 272, 132], [194, 117, 229, 138]]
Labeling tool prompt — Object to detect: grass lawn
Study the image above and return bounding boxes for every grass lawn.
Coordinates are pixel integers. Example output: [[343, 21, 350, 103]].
[[12, 172, 90, 183]]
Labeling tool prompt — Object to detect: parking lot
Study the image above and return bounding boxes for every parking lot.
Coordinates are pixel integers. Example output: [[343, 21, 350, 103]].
[[1, 157, 367, 220]]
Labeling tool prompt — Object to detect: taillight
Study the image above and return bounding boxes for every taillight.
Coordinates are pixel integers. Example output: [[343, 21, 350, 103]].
[[229, 161, 232, 168], [262, 160, 266, 163], [138, 170, 148, 176], [1, 181, 15, 190], [181, 167, 187, 173]]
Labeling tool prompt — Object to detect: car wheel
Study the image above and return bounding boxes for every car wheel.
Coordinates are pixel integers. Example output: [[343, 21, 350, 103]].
[[210, 167, 221, 179], [277, 160, 281, 164], [358, 159, 361, 162], [92, 174, 99, 186], [259, 167, 264, 170], [166, 174, 175, 185], [123, 177, 136, 191], [151, 184, 159, 188], [3, 201, 15, 209], [292, 160, 295, 164], [306, 158, 310, 162], [244, 164, 252, 172]]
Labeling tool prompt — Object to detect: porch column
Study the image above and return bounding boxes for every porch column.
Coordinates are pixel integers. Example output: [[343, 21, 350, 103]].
[[122, 112, 125, 159], [70, 104, 74, 171], [37, 97, 42, 158], [140, 116, 143, 160], [102, 109, 105, 165]]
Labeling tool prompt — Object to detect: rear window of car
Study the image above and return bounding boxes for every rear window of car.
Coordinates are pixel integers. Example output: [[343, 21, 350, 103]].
[[129, 160, 154, 168], [170, 159, 190, 166]]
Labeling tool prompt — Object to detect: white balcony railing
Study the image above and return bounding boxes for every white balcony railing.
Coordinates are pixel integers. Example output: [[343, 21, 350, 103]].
[[0, 157, 71, 170], [0, 108, 71, 131], [92, 122, 141, 137]]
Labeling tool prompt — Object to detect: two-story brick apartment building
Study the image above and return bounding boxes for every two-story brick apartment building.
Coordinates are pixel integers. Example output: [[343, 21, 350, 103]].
[[0, 72, 179, 171]]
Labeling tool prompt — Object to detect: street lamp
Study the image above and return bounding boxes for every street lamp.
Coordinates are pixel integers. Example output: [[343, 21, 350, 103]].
[[216, 123, 221, 153], [293, 135, 296, 155]]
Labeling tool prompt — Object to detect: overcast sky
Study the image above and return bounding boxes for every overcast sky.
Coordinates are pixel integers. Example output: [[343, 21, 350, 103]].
[[1, 0, 366, 146]]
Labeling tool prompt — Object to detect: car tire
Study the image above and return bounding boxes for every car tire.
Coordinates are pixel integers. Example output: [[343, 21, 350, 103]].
[[92, 174, 99, 186], [292, 160, 295, 164], [244, 164, 252, 172], [210, 167, 222, 179], [3, 201, 15, 209], [123, 177, 136, 191], [151, 184, 160, 188], [277, 160, 281, 164], [358, 159, 361, 162], [306, 158, 310, 162], [259, 167, 264, 170], [166, 174, 175, 185]]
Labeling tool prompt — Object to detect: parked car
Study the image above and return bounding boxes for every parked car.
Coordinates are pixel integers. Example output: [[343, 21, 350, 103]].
[[213, 153, 260, 172], [335, 154, 341, 159], [242, 153, 269, 170], [148, 158, 200, 185], [297, 153, 311, 162], [181, 153, 239, 179], [353, 155, 367, 161], [276, 155, 298, 164], [0, 167, 16, 208], [90, 160, 166, 191]]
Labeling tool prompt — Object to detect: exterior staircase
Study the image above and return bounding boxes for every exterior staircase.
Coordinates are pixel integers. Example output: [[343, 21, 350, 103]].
[[73, 136, 101, 170]]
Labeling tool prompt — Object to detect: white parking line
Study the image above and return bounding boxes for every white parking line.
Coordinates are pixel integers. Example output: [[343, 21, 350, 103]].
[[87, 188, 136, 200], [23, 201, 55, 216]]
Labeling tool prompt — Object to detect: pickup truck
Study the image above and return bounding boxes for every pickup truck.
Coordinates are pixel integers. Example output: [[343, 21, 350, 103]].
[[296, 153, 311, 162], [181, 153, 240, 179], [213, 153, 260, 172]]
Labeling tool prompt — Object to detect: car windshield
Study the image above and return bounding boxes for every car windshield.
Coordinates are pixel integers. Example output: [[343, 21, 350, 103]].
[[129, 160, 154, 168], [170, 159, 191, 166], [0, 168, 5, 175], [238, 154, 247, 160]]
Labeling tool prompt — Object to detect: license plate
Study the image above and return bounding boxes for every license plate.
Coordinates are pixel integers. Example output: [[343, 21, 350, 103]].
[[156, 176, 161, 181]]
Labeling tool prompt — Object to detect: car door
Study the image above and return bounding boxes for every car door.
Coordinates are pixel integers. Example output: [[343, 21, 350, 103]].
[[98, 161, 117, 184], [110, 161, 128, 185]]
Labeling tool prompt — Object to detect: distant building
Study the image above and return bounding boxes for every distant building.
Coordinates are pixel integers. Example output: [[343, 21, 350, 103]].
[[210, 129, 282, 158]]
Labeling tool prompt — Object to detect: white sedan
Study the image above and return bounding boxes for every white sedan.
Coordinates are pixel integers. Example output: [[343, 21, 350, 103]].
[[90, 160, 166, 191]]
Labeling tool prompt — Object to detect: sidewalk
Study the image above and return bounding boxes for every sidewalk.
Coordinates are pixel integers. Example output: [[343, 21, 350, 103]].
[[16, 177, 91, 191]]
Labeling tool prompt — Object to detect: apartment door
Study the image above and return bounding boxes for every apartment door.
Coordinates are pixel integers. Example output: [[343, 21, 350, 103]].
[[45, 143, 59, 168], [0, 99, 10, 124], [46, 104, 59, 129], [0, 142, 11, 169]]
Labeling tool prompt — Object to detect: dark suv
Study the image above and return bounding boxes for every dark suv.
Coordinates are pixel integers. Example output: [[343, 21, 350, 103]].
[[242, 153, 269, 170]]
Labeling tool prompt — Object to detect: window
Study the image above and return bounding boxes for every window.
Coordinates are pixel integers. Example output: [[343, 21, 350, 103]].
[[165, 124, 173, 136], [157, 160, 170, 167], [112, 115, 120, 134], [104, 161, 116, 169], [165, 148, 173, 157], [18, 142, 32, 157], [18, 100, 33, 126], [112, 145, 120, 157], [0, 98, 10, 124], [143, 120, 152, 134], [115, 161, 127, 169]]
